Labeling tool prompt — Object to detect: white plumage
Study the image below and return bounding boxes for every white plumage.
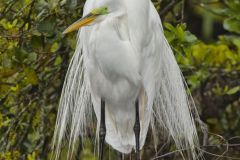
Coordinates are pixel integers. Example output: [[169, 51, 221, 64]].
[[52, 0, 202, 159]]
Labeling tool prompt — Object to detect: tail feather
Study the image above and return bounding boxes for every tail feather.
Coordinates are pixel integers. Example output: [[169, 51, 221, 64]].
[[52, 31, 93, 160], [150, 35, 202, 159]]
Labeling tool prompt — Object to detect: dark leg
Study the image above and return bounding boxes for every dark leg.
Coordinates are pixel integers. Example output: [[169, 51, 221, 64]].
[[99, 100, 106, 160], [134, 100, 140, 160], [117, 152, 124, 160]]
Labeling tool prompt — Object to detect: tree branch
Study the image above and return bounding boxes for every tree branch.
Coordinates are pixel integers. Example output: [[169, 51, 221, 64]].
[[159, 0, 181, 17]]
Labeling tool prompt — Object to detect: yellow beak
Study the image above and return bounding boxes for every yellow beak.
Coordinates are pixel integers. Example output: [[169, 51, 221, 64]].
[[63, 14, 97, 34]]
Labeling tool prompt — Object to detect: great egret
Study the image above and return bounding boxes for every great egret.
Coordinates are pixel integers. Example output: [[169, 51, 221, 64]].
[[52, 0, 202, 159]]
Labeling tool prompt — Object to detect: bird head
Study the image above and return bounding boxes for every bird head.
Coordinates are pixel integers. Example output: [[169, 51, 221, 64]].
[[63, 6, 109, 34]]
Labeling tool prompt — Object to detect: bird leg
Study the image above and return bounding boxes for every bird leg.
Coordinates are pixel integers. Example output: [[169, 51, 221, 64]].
[[99, 100, 106, 160], [134, 100, 140, 160]]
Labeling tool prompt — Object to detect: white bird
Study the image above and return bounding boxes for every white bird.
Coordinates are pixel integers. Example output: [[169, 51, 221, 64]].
[[52, 0, 202, 159]]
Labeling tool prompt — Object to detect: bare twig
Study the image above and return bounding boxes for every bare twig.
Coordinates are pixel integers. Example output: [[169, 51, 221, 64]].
[[159, 0, 181, 16], [151, 131, 240, 160], [152, 142, 240, 160]]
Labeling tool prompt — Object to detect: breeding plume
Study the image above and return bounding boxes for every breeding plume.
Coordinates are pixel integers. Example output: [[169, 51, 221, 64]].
[[53, 0, 202, 159]]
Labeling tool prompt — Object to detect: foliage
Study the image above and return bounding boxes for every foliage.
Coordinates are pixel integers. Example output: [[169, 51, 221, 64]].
[[0, 0, 84, 159], [203, 0, 240, 34], [0, 0, 240, 159]]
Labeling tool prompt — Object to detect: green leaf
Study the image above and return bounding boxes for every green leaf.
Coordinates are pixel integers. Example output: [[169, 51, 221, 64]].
[[28, 132, 40, 143], [24, 68, 38, 85], [210, 8, 230, 16], [225, 0, 240, 14], [31, 36, 42, 50], [50, 42, 59, 52], [66, 0, 77, 9], [226, 86, 240, 95], [10, 84, 19, 92], [27, 152, 36, 160], [37, 17, 56, 34], [27, 52, 37, 62], [223, 17, 240, 34], [233, 38, 240, 48], [164, 22, 175, 31], [185, 31, 197, 43], [54, 55, 62, 65], [14, 48, 28, 62], [176, 25, 185, 41], [207, 118, 218, 125], [164, 31, 175, 43]]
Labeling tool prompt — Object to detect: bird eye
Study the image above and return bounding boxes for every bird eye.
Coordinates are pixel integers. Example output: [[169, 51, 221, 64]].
[[103, 7, 108, 13], [91, 6, 108, 15]]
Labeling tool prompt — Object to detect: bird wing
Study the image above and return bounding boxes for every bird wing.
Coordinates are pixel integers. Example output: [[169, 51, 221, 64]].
[[126, 1, 201, 159]]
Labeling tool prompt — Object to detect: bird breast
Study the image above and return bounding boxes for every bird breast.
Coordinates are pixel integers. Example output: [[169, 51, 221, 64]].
[[84, 16, 141, 102]]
